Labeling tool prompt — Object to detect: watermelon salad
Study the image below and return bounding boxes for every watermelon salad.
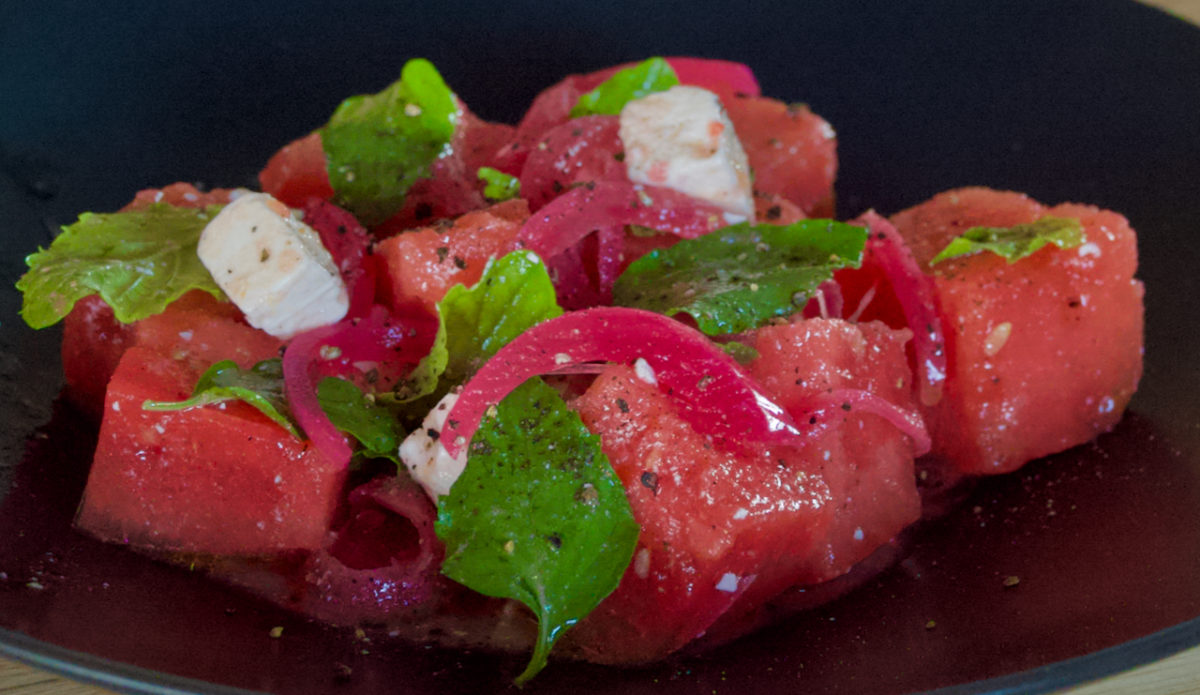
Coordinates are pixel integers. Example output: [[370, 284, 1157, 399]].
[[16, 57, 1144, 683]]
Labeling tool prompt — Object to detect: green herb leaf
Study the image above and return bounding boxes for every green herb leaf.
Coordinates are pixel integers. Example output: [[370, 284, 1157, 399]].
[[569, 57, 680, 118], [477, 166, 521, 202], [720, 340, 760, 365], [929, 216, 1085, 265], [143, 358, 299, 437], [612, 220, 868, 335], [436, 377, 638, 684], [321, 58, 459, 226], [394, 250, 563, 403], [17, 204, 225, 329], [316, 377, 404, 463]]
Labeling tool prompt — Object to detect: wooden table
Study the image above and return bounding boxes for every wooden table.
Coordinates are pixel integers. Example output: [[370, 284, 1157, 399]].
[[4, 1, 1199, 693]]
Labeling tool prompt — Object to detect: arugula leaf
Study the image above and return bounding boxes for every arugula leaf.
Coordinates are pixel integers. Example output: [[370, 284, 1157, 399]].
[[394, 250, 562, 403], [477, 167, 521, 202], [143, 358, 299, 437], [17, 204, 224, 329], [436, 377, 638, 684], [321, 58, 459, 226], [930, 216, 1085, 265], [316, 377, 403, 463], [569, 57, 680, 118], [613, 220, 868, 335]]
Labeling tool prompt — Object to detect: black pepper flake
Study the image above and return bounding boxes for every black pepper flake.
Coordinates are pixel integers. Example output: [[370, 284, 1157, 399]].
[[435, 246, 449, 262], [426, 428, 440, 440], [250, 225, 259, 234], [640, 471, 660, 494], [453, 256, 468, 270], [547, 532, 563, 549], [613, 151, 625, 162], [765, 205, 782, 221], [551, 180, 564, 194], [337, 224, 347, 236], [841, 402, 852, 411], [414, 202, 434, 221], [809, 416, 818, 425], [616, 398, 630, 413]]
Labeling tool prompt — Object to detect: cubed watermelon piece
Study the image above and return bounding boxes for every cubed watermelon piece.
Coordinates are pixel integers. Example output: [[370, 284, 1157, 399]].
[[565, 319, 920, 663], [890, 188, 1144, 474], [725, 95, 837, 218], [62, 291, 283, 417], [374, 199, 529, 315], [75, 346, 346, 555], [746, 318, 922, 583]]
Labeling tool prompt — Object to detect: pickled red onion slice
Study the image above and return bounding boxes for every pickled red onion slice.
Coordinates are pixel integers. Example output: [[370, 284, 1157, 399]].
[[853, 211, 947, 407], [283, 306, 437, 467], [788, 388, 931, 457], [440, 307, 800, 459]]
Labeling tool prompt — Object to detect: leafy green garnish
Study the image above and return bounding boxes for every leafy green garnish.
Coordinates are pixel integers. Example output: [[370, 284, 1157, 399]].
[[316, 377, 404, 463], [436, 377, 638, 684], [477, 166, 521, 202], [720, 340, 760, 365], [143, 358, 299, 437], [394, 250, 562, 403], [17, 204, 225, 329], [320, 58, 459, 226], [613, 220, 868, 335], [930, 216, 1085, 266], [569, 57, 680, 118]]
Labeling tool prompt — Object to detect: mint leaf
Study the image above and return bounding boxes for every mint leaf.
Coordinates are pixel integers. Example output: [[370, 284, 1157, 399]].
[[570, 57, 680, 118], [321, 58, 459, 226], [143, 358, 299, 437], [17, 204, 224, 329], [316, 377, 403, 463], [613, 220, 868, 335], [477, 166, 521, 202], [436, 377, 638, 684], [394, 250, 562, 403], [930, 216, 1085, 265]]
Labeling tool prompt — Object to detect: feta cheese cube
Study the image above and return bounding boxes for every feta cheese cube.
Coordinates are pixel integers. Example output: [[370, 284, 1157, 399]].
[[619, 85, 754, 221], [198, 192, 348, 338], [399, 391, 469, 500]]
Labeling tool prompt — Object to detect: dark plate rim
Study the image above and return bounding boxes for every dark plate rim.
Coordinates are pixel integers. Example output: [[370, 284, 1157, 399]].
[[4, 616, 1200, 695]]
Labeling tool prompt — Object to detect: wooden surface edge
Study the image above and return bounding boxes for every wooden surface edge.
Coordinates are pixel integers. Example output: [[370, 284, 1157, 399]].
[[3, 1, 1198, 694]]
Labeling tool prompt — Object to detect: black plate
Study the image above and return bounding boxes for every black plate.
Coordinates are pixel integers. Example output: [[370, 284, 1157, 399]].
[[3, 1, 1200, 693]]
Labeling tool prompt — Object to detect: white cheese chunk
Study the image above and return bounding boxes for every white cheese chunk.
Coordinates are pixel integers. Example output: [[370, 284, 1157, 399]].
[[399, 392, 469, 501], [198, 192, 348, 338], [619, 85, 754, 220]]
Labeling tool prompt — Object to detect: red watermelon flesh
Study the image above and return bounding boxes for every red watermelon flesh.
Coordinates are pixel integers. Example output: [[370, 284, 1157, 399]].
[[890, 188, 1144, 474], [373, 199, 529, 316], [565, 318, 921, 663], [745, 319, 922, 584], [565, 364, 835, 664], [62, 291, 283, 418], [75, 347, 346, 555], [725, 95, 837, 217]]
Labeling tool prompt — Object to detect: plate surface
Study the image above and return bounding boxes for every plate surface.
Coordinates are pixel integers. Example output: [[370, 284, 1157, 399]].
[[2, 1, 1200, 693]]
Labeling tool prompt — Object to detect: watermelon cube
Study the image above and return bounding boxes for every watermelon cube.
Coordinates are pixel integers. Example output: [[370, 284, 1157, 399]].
[[75, 346, 346, 555]]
